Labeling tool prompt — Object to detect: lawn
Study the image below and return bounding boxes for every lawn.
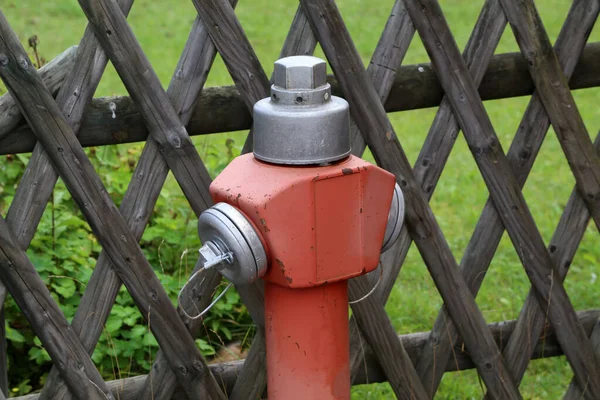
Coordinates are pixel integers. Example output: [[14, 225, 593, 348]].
[[2, 0, 600, 398]]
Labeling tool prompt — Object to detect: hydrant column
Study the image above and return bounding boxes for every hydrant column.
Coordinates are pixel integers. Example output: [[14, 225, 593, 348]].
[[265, 281, 350, 399], [200, 56, 404, 400]]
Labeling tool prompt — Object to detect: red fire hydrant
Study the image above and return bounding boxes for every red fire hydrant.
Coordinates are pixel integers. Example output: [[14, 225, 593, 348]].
[[197, 56, 404, 400]]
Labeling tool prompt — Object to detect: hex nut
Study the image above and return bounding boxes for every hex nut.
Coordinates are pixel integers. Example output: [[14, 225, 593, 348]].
[[273, 56, 327, 90]]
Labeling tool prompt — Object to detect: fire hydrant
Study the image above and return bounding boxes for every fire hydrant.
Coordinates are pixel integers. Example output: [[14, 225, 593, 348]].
[[197, 56, 404, 400]]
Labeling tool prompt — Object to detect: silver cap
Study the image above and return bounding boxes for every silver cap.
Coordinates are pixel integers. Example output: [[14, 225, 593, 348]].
[[253, 56, 350, 165], [198, 203, 268, 285], [382, 183, 405, 253]]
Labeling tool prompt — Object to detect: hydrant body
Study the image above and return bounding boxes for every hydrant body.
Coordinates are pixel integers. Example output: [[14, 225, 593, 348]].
[[210, 155, 395, 399], [198, 56, 403, 400]]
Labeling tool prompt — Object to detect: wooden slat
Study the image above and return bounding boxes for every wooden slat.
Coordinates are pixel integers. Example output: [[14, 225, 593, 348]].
[[478, 1, 600, 396], [417, 0, 598, 395], [191, 0, 270, 153], [496, 133, 600, 400], [0, 302, 6, 396], [499, 0, 600, 232], [349, 0, 415, 156], [0, 216, 112, 399], [77, 0, 213, 212], [566, 317, 600, 399], [34, 7, 246, 399], [0, 45, 77, 139], [348, 0, 416, 384], [3, 43, 600, 156], [0, 13, 225, 400], [13, 308, 600, 400], [357, 0, 509, 394], [404, 0, 600, 397], [1, 1, 135, 398], [349, 275, 428, 399], [37, 10, 231, 399], [299, 0, 521, 398]]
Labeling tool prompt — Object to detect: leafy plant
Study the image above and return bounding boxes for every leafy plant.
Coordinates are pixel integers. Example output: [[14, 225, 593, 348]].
[[2, 135, 252, 394]]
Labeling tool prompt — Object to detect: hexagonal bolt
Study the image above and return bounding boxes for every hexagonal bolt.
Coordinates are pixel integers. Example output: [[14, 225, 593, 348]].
[[273, 55, 327, 90]]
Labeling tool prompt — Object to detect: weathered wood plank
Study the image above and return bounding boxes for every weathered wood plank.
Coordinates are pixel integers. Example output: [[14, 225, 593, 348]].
[[191, 0, 270, 153], [405, 0, 508, 394], [3, 43, 600, 156], [478, 1, 600, 396], [299, 0, 520, 398], [32, 9, 236, 400], [566, 316, 600, 399], [417, 0, 598, 395], [77, 0, 213, 211], [350, 0, 415, 156], [14, 308, 600, 400], [349, 275, 428, 399], [0, 302, 6, 397], [1, 2, 136, 398], [404, 0, 600, 398], [499, 0, 600, 231], [38, 11, 226, 400], [0, 45, 77, 140], [0, 12, 223, 400], [348, 0, 419, 390], [0, 216, 112, 399]]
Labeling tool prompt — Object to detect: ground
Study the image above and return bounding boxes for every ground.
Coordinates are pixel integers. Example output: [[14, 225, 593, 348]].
[[2, 0, 600, 398]]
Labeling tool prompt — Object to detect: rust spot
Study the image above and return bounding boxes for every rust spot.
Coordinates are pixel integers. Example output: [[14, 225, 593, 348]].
[[342, 168, 353, 175], [386, 132, 392, 140], [312, 174, 320, 182], [276, 258, 293, 283], [360, 207, 363, 213], [260, 218, 271, 232]]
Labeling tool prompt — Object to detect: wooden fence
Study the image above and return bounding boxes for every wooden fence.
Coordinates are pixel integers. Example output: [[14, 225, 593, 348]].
[[0, 0, 599, 399]]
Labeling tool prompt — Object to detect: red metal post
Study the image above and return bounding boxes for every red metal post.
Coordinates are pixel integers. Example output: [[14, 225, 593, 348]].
[[265, 281, 350, 400]]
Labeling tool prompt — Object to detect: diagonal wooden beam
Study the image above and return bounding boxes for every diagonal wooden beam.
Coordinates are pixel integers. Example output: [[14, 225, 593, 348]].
[[403, 0, 600, 397], [0, 216, 112, 399], [494, 132, 600, 400], [491, 0, 600, 394], [37, 11, 234, 400], [0, 45, 77, 140], [0, 12, 224, 400], [416, 0, 598, 395], [341, 1, 420, 387], [499, 0, 600, 232], [1, 1, 136, 398], [299, 0, 520, 397], [191, 0, 270, 154]]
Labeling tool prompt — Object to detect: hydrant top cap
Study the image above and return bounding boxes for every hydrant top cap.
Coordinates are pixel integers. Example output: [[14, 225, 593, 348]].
[[273, 56, 327, 90], [253, 55, 351, 165]]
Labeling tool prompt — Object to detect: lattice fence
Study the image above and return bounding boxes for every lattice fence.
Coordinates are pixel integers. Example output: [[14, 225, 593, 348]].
[[0, 0, 599, 399]]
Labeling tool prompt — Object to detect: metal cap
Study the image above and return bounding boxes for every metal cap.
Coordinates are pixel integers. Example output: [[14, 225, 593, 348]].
[[382, 183, 405, 252], [198, 203, 268, 285], [253, 56, 350, 165]]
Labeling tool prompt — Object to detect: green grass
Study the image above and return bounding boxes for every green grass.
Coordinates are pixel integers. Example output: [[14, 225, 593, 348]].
[[2, 0, 600, 398]]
